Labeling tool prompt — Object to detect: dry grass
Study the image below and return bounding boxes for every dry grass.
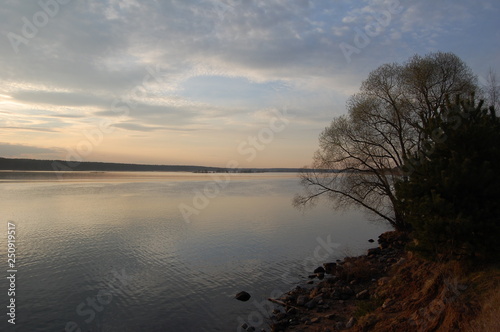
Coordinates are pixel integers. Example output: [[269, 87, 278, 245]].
[[466, 290, 500, 332], [352, 257, 499, 332], [339, 257, 376, 282], [464, 266, 500, 332]]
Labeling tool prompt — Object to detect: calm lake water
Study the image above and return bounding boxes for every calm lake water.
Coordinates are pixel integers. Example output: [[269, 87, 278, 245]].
[[0, 172, 389, 332]]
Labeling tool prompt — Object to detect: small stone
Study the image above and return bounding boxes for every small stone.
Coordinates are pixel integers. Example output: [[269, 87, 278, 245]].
[[323, 262, 337, 274], [378, 277, 390, 286], [313, 293, 324, 301], [305, 299, 317, 309], [356, 289, 370, 300], [393, 257, 407, 267], [314, 266, 326, 274], [346, 317, 356, 328], [340, 286, 354, 296], [235, 291, 251, 301], [274, 312, 286, 321], [311, 317, 321, 323], [368, 238, 375, 243], [325, 276, 337, 284], [296, 295, 309, 306], [309, 287, 321, 298], [360, 314, 379, 328], [382, 298, 394, 309], [320, 287, 331, 294], [308, 274, 317, 279]]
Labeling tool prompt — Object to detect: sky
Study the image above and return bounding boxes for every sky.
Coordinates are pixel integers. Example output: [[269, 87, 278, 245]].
[[0, 0, 499, 168]]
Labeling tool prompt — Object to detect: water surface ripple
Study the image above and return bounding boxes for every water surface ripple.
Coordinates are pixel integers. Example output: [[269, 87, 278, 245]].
[[0, 172, 390, 331]]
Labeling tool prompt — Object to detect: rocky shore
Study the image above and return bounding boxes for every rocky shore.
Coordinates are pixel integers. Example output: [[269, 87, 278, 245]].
[[268, 231, 408, 331], [258, 231, 499, 332], [239, 232, 500, 332]]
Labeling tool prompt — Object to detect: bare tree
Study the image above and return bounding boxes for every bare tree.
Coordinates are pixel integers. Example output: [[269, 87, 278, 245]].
[[483, 68, 500, 111], [294, 52, 478, 231]]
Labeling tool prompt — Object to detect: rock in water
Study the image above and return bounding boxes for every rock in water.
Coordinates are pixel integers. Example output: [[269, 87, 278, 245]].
[[313, 266, 325, 274], [235, 291, 251, 301], [323, 262, 337, 274]]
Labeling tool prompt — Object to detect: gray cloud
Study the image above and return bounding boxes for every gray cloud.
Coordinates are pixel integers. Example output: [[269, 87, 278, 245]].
[[0, 126, 59, 133], [112, 122, 163, 132], [0, 142, 60, 157], [0, 0, 498, 165], [44, 113, 86, 119], [2, 0, 495, 92], [11, 90, 109, 107], [112, 122, 197, 132]]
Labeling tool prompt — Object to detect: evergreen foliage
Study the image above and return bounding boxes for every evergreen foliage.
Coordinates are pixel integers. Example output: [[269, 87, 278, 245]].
[[396, 95, 500, 262]]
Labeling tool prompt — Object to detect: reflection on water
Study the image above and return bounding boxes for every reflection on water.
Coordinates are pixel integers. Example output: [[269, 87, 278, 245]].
[[0, 172, 390, 331], [0, 170, 298, 182]]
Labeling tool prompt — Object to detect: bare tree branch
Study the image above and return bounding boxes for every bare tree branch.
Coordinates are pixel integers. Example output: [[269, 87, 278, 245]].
[[295, 52, 478, 231]]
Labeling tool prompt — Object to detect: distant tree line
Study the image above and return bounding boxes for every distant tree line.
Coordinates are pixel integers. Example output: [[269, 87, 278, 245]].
[[0, 158, 224, 172], [0, 157, 321, 174]]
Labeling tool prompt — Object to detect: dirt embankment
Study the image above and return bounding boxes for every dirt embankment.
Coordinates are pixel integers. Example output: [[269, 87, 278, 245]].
[[269, 231, 500, 332]]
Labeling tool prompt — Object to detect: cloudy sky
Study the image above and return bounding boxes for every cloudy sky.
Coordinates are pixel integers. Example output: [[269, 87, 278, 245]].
[[0, 0, 498, 168]]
